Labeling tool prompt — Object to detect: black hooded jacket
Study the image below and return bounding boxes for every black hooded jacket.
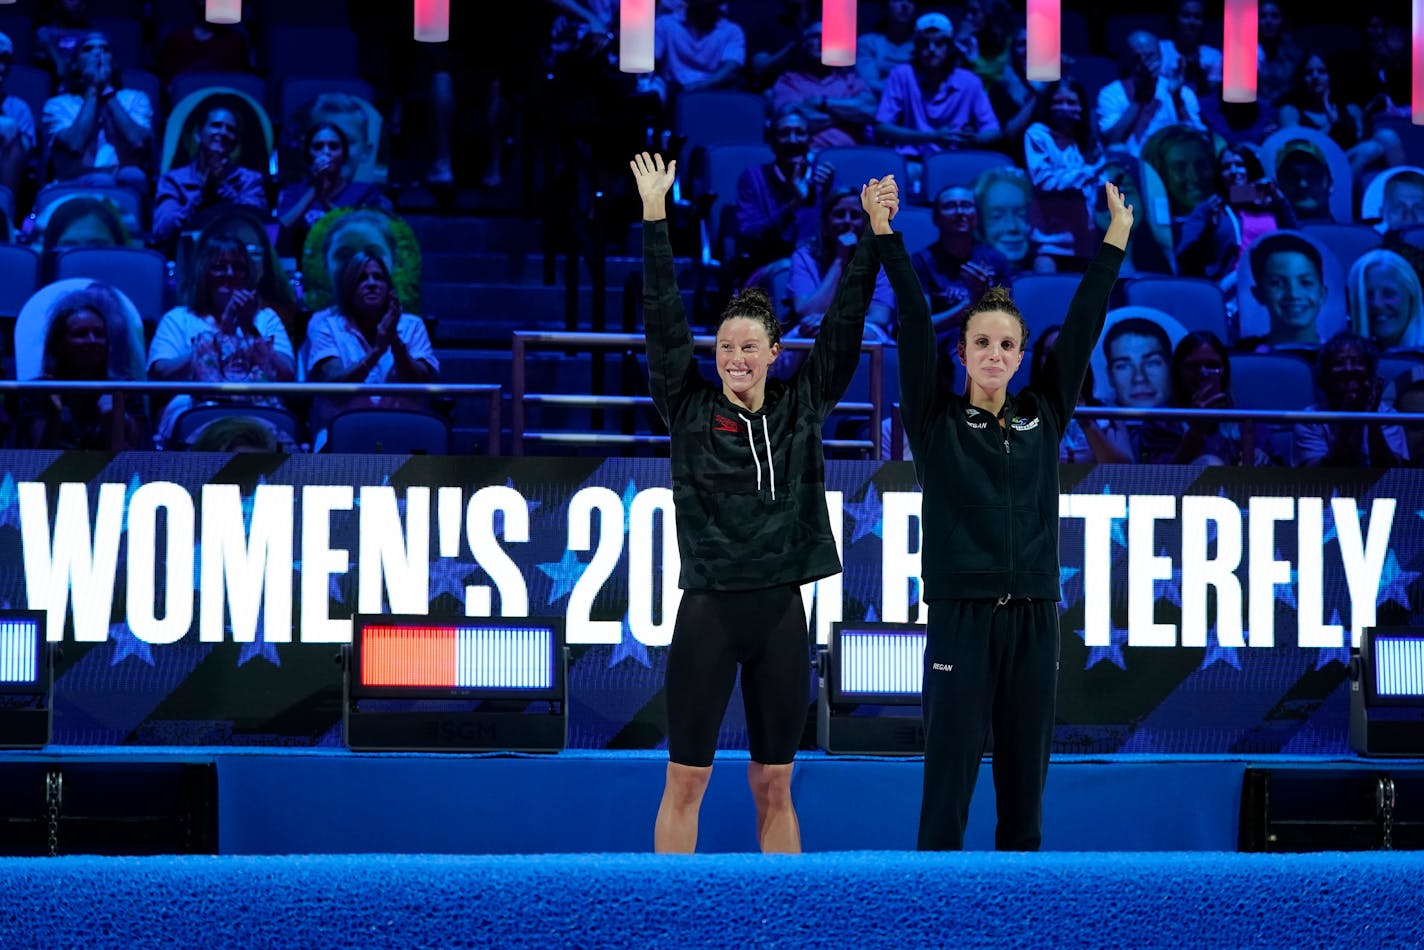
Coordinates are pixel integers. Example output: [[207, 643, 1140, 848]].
[[643, 218, 895, 591], [889, 241, 1125, 601]]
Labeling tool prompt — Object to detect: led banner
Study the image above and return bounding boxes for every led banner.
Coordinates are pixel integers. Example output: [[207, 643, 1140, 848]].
[[8, 452, 1421, 753]]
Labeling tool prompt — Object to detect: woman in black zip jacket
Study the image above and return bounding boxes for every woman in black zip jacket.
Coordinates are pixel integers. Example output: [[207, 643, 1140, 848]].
[[887, 180, 1134, 851], [630, 151, 901, 853]]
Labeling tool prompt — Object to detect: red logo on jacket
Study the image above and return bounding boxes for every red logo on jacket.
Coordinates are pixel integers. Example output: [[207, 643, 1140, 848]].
[[712, 414, 741, 434]]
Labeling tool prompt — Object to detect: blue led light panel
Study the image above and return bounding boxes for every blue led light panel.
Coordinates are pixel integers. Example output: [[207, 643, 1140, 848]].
[[839, 629, 925, 697], [0, 618, 39, 685], [1376, 636, 1424, 697]]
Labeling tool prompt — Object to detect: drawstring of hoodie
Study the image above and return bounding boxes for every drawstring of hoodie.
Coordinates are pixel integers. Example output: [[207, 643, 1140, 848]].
[[738, 412, 777, 500]]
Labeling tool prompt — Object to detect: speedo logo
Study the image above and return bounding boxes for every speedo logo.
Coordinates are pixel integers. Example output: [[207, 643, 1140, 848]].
[[932, 662, 953, 672]]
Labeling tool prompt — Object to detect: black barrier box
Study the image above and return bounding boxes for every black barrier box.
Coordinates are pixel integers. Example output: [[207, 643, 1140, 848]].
[[1239, 767, 1424, 852], [0, 763, 218, 856]]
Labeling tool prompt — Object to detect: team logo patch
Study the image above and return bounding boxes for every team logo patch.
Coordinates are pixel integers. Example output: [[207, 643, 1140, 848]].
[[712, 414, 741, 434], [1010, 416, 1040, 431]]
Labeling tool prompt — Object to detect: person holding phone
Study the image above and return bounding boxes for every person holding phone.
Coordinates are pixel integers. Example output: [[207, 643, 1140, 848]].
[[631, 151, 900, 854], [1137, 330, 1272, 465], [1175, 144, 1297, 284], [889, 180, 1133, 851], [301, 245, 438, 449]]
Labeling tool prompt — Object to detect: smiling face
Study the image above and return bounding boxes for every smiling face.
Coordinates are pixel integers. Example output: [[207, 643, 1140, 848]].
[[958, 310, 1024, 399], [1364, 262, 1413, 349], [199, 107, 239, 157], [1107, 332, 1170, 407], [716, 316, 779, 410], [1220, 148, 1249, 189], [980, 180, 1030, 262], [1253, 249, 1324, 343]]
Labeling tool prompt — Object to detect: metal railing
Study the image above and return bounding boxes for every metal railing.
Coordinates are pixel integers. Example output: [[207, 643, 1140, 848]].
[[0, 381, 503, 455], [510, 331, 885, 457], [887, 403, 1424, 464]]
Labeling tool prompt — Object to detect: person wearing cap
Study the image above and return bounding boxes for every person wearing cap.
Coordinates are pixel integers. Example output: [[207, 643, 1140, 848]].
[[1273, 136, 1336, 223], [874, 12, 1002, 171], [0, 32, 37, 219], [41, 30, 153, 194], [1095, 30, 1204, 158]]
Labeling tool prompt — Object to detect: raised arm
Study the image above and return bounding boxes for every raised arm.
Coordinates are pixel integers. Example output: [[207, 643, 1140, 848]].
[[632, 152, 700, 426], [1042, 181, 1132, 428], [802, 177, 898, 415]]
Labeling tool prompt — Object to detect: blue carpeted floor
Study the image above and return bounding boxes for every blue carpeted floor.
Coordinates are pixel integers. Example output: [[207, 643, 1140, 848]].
[[2, 851, 1421, 949]]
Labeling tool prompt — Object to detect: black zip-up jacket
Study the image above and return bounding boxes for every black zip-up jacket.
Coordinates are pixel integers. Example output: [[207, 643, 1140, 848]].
[[643, 218, 890, 591], [888, 240, 1125, 602]]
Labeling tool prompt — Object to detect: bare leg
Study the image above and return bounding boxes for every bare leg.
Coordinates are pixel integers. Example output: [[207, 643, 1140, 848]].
[[747, 761, 800, 853], [654, 761, 713, 853]]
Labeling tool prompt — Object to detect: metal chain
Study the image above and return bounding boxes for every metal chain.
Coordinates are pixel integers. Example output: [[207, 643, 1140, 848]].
[[44, 769, 62, 858], [1377, 775, 1396, 852]]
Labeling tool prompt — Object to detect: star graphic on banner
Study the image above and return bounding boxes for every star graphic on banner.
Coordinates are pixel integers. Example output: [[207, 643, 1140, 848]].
[[0, 472, 20, 528], [608, 620, 651, 668], [1314, 609, 1352, 670], [240, 475, 269, 530], [1103, 484, 1128, 549], [1321, 492, 1340, 545], [1273, 550, 1298, 609], [621, 479, 638, 531], [1377, 549, 1419, 611], [292, 558, 347, 604], [1155, 548, 1182, 607], [119, 472, 142, 534], [844, 481, 883, 545], [1078, 624, 1128, 671], [1198, 628, 1243, 671], [236, 621, 281, 668], [493, 478, 542, 535], [109, 621, 154, 666], [429, 559, 479, 603], [538, 549, 586, 604], [1058, 565, 1079, 608]]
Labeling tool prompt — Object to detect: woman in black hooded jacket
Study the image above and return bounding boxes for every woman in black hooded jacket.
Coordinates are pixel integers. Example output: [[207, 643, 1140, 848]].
[[631, 151, 902, 853]]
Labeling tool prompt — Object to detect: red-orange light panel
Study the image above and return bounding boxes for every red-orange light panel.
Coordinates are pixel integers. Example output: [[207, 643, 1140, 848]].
[[360, 624, 554, 689]]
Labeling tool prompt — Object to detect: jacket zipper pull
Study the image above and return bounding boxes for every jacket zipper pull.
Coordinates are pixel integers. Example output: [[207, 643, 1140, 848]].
[[1003, 434, 1011, 454]]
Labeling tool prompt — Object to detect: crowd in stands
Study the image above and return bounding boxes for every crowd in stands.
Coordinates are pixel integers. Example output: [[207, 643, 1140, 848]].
[[0, 0, 1421, 466]]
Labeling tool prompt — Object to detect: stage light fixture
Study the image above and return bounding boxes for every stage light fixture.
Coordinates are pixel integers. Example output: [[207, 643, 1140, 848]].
[[0, 612, 51, 750], [344, 615, 567, 752], [817, 621, 925, 755], [1350, 626, 1424, 756]]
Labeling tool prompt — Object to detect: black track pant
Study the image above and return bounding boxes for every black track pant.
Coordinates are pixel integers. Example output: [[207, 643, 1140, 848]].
[[917, 596, 1060, 851], [664, 585, 809, 768]]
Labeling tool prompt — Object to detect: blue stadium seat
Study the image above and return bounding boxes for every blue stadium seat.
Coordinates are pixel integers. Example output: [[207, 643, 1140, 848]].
[[49, 246, 169, 327], [920, 149, 1016, 204], [0, 245, 41, 320], [672, 90, 767, 185], [1301, 223, 1384, 271], [697, 142, 773, 264], [1230, 353, 1317, 410], [1121, 275, 1229, 341], [816, 145, 909, 196], [324, 407, 453, 455], [168, 72, 271, 114], [171, 405, 304, 450], [1010, 273, 1084, 345], [892, 205, 937, 256]]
